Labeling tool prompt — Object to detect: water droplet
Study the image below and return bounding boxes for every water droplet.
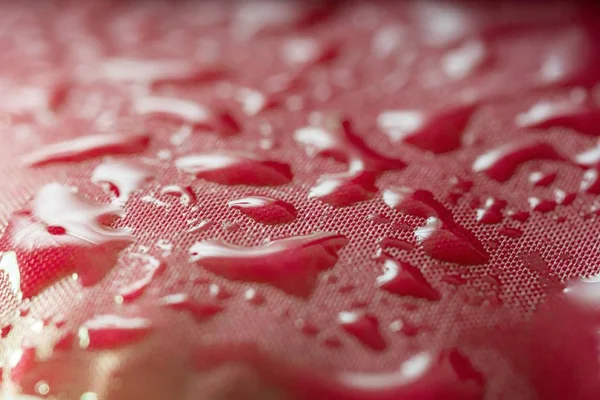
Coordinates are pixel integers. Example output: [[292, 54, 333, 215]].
[[573, 140, 600, 168], [323, 336, 342, 349], [442, 274, 468, 286], [0, 184, 133, 299], [176, 152, 293, 186], [375, 237, 413, 259], [528, 171, 557, 187], [9, 345, 37, 384], [228, 195, 297, 224], [223, 221, 241, 232], [134, 96, 240, 136], [308, 170, 379, 207], [442, 40, 488, 81], [281, 37, 338, 67], [160, 185, 197, 205], [377, 104, 475, 153], [476, 198, 506, 225], [187, 220, 213, 234], [516, 95, 600, 137], [209, 283, 232, 300], [372, 25, 405, 58], [580, 169, 600, 194], [366, 213, 390, 224], [415, 217, 489, 265], [116, 254, 165, 303], [498, 227, 523, 238], [337, 311, 387, 351], [134, 95, 209, 125], [54, 331, 74, 351], [295, 318, 319, 337], [384, 187, 489, 265], [22, 133, 150, 167], [78, 314, 153, 350], [536, 28, 600, 89], [472, 140, 566, 182], [528, 197, 557, 213], [190, 232, 348, 297], [553, 188, 576, 205], [389, 317, 419, 336], [508, 210, 530, 222], [160, 293, 224, 322], [235, 87, 274, 116], [92, 161, 153, 203], [244, 288, 265, 305], [314, 348, 485, 398], [1, 324, 12, 338], [376, 258, 440, 301], [295, 118, 406, 206], [96, 58, 224, 87]]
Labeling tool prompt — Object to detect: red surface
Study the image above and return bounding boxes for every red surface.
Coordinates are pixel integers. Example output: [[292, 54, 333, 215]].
[[1, 1, 600, 399]]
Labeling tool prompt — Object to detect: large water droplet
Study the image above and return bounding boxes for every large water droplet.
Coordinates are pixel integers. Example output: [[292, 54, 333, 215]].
[[0, 183, 133, 299], [176, 152, 293, 186], [134, 96, 210, 126], [22, 133, 150, 167], [377, 104, 475, 153], [134, 96, 240, 136], [95, 58, 224, 87], [472, 140, 567, 182], [190, 232, 348, 297], [228, 195, 297, 224], [516, 93, 600, 136]]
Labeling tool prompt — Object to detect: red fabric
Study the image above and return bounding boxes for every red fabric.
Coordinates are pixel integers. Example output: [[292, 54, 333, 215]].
[[0, 1, 600, 399]]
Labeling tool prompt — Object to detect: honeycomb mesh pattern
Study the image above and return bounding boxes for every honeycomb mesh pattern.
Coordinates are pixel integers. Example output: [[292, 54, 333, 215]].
[[0, 1, 598, 399]]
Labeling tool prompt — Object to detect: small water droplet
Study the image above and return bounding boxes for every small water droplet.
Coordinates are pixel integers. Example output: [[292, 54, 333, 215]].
[[160, 185, 197, 205], [498, 226, 523, 238], [366, 213, 390, 224], [376, 258, 440, 301], [528, 197, 557, 213], [160, 293, 224, 322], [209, 283, 232, 300], [228, 195, 297, 224], [476, 198, 506, 224], [92, 161, 154, 203], [244, 288, 265, 305], [338, 311, 386, 351], [295, 318, 319, 337], [389, 317, 419, 337], [508, 210, 530, 222]]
